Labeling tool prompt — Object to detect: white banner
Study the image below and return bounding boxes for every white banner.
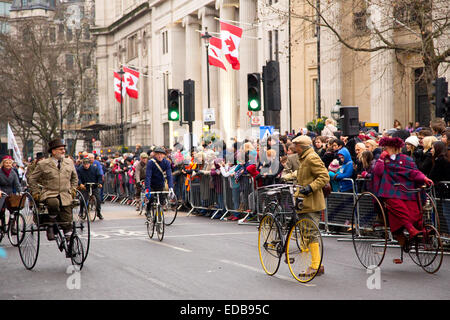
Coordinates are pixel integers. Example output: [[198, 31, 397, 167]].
[[7, 123, 24, 167]]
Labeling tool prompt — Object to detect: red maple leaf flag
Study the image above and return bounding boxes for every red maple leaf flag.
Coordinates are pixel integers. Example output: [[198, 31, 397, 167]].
[[208, 36, 227, 71], [114, 71, 126, 103], [123, 66, 140, 99], [220, 21, 243, 70]]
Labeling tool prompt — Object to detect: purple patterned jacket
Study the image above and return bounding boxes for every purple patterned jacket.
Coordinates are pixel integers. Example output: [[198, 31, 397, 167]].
[[372, 153, 427, 201]]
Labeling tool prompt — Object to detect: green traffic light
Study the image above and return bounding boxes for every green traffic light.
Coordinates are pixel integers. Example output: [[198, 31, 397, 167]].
[[169, 110, 179, 121], [249, 99, 260, 110]]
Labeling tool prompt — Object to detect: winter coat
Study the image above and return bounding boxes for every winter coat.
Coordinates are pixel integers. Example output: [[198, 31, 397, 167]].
[[428, 156, 450, 199], [0, 168, 21, 195], [28, 157, 78, 206], [372, 153, 427, 201], [295, 147, 329, 213], [334, 147, 354, 192]]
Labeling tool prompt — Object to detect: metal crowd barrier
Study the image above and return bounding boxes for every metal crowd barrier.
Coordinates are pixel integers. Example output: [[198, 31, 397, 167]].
[[101, 165, 450, 243]]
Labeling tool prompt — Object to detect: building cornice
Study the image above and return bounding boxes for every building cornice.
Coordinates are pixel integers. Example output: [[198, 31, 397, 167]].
[[90, 2, 150, 36]]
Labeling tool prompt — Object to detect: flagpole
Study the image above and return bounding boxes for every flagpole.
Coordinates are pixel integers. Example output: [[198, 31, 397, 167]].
[[118, 67, 125, 147], [201, 28, 212, 111]]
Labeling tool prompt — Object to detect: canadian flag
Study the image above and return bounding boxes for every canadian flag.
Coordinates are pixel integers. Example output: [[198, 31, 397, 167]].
[[114, 71, 126, 103], [123, 66, 139, 99], [220, 21, 243, 70], [208, 36, 227, 71]]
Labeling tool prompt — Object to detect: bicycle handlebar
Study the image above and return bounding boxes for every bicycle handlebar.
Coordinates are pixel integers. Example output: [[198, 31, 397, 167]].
[[394, 183, 430, 193]]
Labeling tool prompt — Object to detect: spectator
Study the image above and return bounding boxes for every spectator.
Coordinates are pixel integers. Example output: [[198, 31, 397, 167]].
[[417, 136, 438, 176], [393, 119, 402, 130], [357, 150, 375, 192], [327, 159, 340, 192], [365, 139, 382, 160], [313, 136, 327, 158], [430, 119, 446, 139], [428, 141, 450, 198], [321, 119, 338, 138], [333, 146, 354, 192], [404, 135, 420, 163], [354, 142, 367, 177]]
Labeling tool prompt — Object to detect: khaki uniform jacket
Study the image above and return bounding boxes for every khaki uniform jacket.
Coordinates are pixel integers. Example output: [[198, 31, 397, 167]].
[[295, 147, 329, 213], [28, 157, 78, 206]]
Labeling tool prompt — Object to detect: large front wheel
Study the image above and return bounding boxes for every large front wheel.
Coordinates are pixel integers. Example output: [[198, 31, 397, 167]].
[[258, 214, 282, 276], [352, 192, 388, 269], [17, 193, 40, 270], [286, 217, 323, 283]]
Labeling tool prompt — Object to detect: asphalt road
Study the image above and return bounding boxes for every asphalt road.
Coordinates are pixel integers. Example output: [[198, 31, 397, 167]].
[[1, 202, 449, 302]]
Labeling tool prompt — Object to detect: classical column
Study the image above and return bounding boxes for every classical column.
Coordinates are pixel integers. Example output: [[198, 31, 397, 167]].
[[238, 0, 258, 132], [216, 0, 239, 144], [368, 3, 395, 131], [320, 0, 342, 119], [183, 15, 203, 138]]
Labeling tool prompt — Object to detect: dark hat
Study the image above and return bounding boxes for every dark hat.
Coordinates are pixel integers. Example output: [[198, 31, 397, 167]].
[[48, 138, 66, 153], [379, 137, 404, 149], [36, 152, 44, 160], [153, 146, 166, 154]]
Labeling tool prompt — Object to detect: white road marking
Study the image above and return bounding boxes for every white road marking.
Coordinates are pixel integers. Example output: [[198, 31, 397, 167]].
[[219, 259, 316, 287], [139, 238, 192, 252]]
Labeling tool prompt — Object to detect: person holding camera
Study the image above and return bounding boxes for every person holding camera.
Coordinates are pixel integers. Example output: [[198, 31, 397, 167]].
[[292, 135, 329, 276]]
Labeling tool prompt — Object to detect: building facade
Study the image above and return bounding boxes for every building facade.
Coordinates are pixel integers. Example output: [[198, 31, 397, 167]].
[[92, 0, 292, 150]]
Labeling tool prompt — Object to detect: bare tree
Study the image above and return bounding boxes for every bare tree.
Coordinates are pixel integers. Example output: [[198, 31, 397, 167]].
[[0, 3, 96, 156], [268, 0, 450, 120]]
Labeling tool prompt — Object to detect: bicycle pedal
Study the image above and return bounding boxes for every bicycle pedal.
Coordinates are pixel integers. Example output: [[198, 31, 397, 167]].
[[393, 258, 403, 264]]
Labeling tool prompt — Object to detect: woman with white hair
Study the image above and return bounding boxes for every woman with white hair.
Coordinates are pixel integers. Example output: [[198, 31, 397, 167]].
[[321, 119, 337, 138]]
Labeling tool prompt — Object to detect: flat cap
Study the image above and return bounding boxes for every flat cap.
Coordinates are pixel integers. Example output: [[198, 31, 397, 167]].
[[292, 135, 312, 147]]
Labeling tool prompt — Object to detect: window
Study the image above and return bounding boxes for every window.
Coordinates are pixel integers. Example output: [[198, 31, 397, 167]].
[[66, 28, 73, 42], [143, 74, 149, 110], [65, 54, 74, 70], [353, 10, 369, 34], [163, 72, 168, 109], [49, 27, 56, 42], [83, 53, 91, 67], [127, 34, 137, 60], [58, 24, 64, 41], [162, 30, 168, 55]]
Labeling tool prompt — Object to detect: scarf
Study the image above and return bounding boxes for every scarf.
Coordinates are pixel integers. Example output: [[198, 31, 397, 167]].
[[1, 167, 12, 178]]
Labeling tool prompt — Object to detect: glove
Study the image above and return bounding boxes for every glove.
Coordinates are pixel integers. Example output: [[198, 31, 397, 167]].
[[299, 185, 312, 196], [145, 189, 151, 200], [78, 184, 86, 191], [424, 177, 433, 186], [380, 150, 389, 160], [70, 188, 77, 198], [32, 192, 40, 202]]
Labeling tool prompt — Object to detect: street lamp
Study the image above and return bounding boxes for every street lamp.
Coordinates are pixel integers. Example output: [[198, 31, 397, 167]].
[[331, 99, 341, 122], [57, 92, 64, 139], [117, 67, 125, 147], [201, 27, 212, 111]]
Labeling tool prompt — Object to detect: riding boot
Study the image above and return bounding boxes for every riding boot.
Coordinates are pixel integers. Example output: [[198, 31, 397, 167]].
[[46, 216, 57, 241]]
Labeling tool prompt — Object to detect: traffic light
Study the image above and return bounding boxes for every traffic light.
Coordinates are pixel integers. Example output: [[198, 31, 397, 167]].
[[431, 77, 448, 118], [247, 73, 261, 111], [168, 89, 180, 121], [183, 79, 195, 122], [263, 61, 281, 111]]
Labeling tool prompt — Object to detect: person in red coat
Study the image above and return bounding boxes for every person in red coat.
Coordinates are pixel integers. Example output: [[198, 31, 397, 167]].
[[373, 137, 433, 246]]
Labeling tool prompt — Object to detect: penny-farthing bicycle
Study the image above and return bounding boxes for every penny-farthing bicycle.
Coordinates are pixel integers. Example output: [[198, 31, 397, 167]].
[[16, 190, 91, 270]]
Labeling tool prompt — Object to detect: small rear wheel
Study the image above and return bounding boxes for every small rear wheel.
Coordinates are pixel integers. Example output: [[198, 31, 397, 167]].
[[412, 224, 443, 274], [70, 234, 85, 270], [8, 212, 25, 247]]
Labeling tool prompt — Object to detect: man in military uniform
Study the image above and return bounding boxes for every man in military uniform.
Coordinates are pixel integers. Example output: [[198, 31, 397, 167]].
[[28, 139, 78, 247]]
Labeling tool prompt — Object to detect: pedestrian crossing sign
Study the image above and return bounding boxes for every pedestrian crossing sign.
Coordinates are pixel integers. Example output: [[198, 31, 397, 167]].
[[260, 126, 274, 140]]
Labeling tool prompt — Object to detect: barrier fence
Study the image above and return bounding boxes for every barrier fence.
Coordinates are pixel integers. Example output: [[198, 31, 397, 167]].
[[102, 171, 450, 241]]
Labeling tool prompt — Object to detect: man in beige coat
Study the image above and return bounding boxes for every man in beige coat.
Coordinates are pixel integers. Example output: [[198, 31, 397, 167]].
[[28, 139, 78, 243], [292, 135, 329, 276]]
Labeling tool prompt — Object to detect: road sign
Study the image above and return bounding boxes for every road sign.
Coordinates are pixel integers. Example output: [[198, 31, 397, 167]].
[[251, 115, 263, 127], [260, 126, 274, 140], [203, 108, 215, 124]]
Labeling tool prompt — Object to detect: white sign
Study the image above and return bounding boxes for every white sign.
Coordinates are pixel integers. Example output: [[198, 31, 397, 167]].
[[251, 115, 263, 127], [93, 140, 102, 149], [203, 108, 215, 123]]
